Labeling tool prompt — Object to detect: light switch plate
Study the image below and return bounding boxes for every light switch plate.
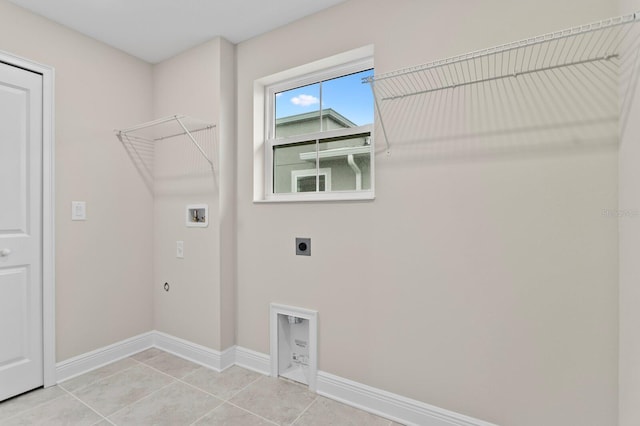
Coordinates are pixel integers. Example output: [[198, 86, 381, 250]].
[[71, 201, 86, 221]]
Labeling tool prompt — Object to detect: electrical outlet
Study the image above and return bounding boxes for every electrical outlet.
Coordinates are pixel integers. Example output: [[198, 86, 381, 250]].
[[176, 241, 184, 258], [296, 237, 311, 256]]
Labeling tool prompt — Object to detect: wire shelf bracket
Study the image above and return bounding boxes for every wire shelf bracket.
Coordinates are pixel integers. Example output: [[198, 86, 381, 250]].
[[365, 12, 640, 154], [115, 115, 216, 193]]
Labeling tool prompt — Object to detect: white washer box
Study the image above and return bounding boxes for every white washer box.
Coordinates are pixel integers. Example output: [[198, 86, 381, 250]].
[[186, 204, 208, 227]]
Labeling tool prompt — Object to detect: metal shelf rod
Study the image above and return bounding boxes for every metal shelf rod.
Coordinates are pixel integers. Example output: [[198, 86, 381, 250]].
[[118, 114, 186, 134], [154, 125, 215, 141], [381, 54, 618, 101], [175, 117, 214, 168]]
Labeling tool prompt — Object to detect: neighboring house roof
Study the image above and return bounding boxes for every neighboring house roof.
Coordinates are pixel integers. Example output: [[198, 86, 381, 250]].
[[276, 108, 357, 128]]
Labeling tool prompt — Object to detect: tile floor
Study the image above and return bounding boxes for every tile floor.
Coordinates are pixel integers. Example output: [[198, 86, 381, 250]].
[[0, 348, 404, 425]]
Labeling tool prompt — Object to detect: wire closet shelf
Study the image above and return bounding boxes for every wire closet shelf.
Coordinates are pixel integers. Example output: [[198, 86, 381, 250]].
[[365, 12, 640, 153], [115, 115, 216, 192]]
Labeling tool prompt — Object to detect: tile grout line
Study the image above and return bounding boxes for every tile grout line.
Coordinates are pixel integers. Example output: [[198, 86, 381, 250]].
[[187, 404, 222, 426], [139, 360, 260, 404], [0, 390, 68, 423], [174, 359, 317, 425], [79, 349, 223, 424], [61, 351, 176, 424], [187, 400, 281, 426], [289, 394, 319, 425], [183, 374, 279, 426], [223, 401, 281, 426], [55, 354, 162, 422], [111, 360, 238, 425], [59, 359, 141, 394], [219, 372, 265, 401], [88, 420, 104, 426], [129, 349, 164, 365], [130, 361, 208, 394], [59, 386, 113, 424], [103, 379, 178, 421], [180, 372, 281, 425], [180, 370, 276, 424]]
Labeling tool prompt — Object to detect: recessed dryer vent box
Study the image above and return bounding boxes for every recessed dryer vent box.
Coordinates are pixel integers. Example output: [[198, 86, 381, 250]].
[[270, 304, 318, 390], [186, 204, 208, 227]]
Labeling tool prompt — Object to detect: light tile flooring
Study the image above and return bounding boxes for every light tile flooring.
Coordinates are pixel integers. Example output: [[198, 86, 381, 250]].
[[0, 349, 404, 425]]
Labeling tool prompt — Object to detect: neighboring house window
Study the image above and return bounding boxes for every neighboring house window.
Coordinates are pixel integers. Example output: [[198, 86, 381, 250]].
[[265, 59, 374, 201], [292, 168, 332, 193]]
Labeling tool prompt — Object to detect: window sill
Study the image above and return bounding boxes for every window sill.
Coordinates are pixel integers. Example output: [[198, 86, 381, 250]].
[[254, 191, 375, 204]]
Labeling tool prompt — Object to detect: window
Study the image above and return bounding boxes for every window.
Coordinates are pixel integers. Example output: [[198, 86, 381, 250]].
[[264, 59, 374, 201]]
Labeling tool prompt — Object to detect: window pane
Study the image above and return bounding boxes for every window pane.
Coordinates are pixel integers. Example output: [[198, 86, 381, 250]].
[[273, 140, 317, 194], [275, 83, 320, 138], [296, 175, 326, 192], [321, 69, 374, 128], [318, 132, 372, 192]]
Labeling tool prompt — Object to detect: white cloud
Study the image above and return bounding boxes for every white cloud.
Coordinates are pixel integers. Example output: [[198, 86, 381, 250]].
[[291, 94, 319, 107]]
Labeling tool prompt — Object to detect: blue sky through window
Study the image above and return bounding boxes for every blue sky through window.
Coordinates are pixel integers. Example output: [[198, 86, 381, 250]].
[[275, 69, 374, 126]]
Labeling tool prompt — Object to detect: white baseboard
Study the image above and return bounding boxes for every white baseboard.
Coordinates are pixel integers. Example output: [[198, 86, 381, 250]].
[[56, 331, 233, 383], [56, 331, 154, 383], [56, 334, 495, 426], [316, 371, 497, 426], [153, 331, 234, 372], [235, 348, 495, 426], [235, 346, 271, 375]]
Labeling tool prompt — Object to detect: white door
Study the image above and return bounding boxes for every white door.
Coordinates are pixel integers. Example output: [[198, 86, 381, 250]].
[[0, 61, 44, 401]]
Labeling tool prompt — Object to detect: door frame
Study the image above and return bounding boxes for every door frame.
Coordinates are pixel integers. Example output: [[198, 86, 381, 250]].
[[0, 49, 56, 387]]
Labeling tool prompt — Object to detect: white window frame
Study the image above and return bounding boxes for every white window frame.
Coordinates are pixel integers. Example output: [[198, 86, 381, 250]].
[[263, 57, 374, 202]]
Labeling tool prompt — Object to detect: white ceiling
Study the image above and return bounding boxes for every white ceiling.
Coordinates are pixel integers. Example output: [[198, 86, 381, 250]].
[[8, 0, 348, 63]]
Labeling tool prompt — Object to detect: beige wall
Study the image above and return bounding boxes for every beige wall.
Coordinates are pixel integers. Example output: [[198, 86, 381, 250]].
[[218, 38, 237, 350], [152, 38, 236, 350], [619, 1, 640, 425], [0, 0, 154, 361], [236, 1, 618, 425]]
